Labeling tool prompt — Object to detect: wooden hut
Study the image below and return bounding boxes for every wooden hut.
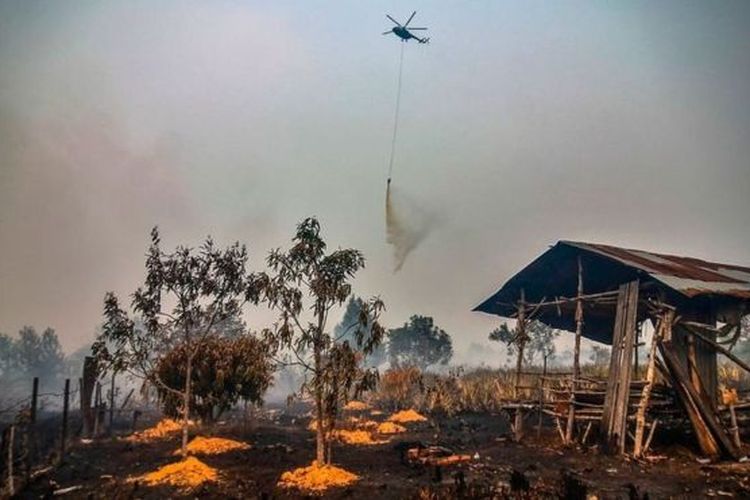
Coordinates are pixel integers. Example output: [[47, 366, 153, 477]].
[[474, 241, 750, 459]]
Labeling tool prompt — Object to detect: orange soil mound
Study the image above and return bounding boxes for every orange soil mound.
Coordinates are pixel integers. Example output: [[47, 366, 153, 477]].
[[377, 421, 407, 434], [335, 429, 388, 446], [143, 457, 218, 489], [388, 409, 427, 423], [127, 418, 185, 442], [343, 400, 370, 411], [176, 436, 250, 456], [278, 463, 359, 493]]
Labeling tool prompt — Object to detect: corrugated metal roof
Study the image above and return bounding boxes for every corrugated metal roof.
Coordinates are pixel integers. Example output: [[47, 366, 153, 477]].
[[472, 241, 750, 343], [561, 241, 750, 299]]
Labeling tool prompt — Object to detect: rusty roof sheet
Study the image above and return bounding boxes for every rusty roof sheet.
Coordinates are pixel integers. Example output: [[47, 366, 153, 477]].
[[561, 241, 750, 299]]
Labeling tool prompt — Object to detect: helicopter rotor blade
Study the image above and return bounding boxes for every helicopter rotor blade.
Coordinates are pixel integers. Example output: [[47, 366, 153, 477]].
[[382, 31, 392, 35], [404, 11, 417, 27], [386, 14, 401, 26], [407, 27, 427, 30]]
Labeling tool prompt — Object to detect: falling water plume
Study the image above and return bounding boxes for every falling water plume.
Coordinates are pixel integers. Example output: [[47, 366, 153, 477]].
[[386, 182, 434, 272]]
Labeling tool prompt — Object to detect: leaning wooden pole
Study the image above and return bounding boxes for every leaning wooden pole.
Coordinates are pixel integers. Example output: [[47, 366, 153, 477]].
[[565, 257, 583, 444], [633, 310, 670, 457]]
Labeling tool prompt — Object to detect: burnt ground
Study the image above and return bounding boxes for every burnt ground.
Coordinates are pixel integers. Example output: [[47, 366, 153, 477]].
[[17, 407, 750, 499]]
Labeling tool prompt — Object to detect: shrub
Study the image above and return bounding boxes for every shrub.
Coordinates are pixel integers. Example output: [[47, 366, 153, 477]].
[[155, 335, 273, 421]]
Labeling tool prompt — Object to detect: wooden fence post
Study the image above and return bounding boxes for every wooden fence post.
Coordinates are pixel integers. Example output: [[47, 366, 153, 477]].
[[61, 379, 70, 459], [93, 382, 102, 438]]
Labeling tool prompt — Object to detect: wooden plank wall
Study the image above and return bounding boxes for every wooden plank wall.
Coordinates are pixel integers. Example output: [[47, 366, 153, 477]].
[[600, 280, 639, 454]]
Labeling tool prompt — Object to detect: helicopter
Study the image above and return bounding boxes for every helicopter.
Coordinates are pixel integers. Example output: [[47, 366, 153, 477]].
[[382, 11, 429, 44]]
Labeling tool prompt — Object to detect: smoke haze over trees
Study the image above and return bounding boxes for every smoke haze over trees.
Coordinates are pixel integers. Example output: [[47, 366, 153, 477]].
[[388, 315, 453, 371]]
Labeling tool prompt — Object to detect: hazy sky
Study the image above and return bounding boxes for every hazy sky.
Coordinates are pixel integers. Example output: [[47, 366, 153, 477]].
[[1, 1, 749, 362]]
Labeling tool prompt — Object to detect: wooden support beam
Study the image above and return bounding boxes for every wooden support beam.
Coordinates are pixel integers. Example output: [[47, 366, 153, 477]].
[[681, 323, 750, 375], [659, 341, 741, 460], [565, 256, 583, 444]]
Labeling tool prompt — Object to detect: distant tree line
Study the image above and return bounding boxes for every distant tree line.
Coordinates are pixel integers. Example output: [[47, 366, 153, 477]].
[[0, 326, 66, 384]]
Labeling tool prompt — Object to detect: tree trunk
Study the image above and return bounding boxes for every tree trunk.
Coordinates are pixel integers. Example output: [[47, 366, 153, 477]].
[[314, 343, 325, 465], [182, 354, 192, 458]]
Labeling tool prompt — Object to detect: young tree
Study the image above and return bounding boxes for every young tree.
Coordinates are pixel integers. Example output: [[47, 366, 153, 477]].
[[489, 320, 558, 366], [255, 218, 384, 465], [93, 228, 262, 457], [388, 315, 453, 371]]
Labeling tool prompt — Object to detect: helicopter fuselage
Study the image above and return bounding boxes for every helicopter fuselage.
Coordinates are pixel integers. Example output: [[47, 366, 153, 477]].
[[392, 26, 413, 40]]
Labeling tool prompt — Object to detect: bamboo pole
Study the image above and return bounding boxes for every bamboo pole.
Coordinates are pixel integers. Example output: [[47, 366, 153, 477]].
[[643, 419, 658, 455], [634, 311, 670, 457], [565, 256, 583, 444]]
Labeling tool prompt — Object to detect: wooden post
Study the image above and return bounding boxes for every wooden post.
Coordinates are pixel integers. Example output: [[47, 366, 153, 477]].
[[565, 256, 583, 444], [30, 377, 39, 424], [81, 356, 98, 438], [513, 289, 526, 442], [61, 379, 70, 459], [537, 353, 548, 438], [93, 382, 101, 438], [634, 311, 670, 457], [7, 425, 14, 496], [686, 334, 701, 393]]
